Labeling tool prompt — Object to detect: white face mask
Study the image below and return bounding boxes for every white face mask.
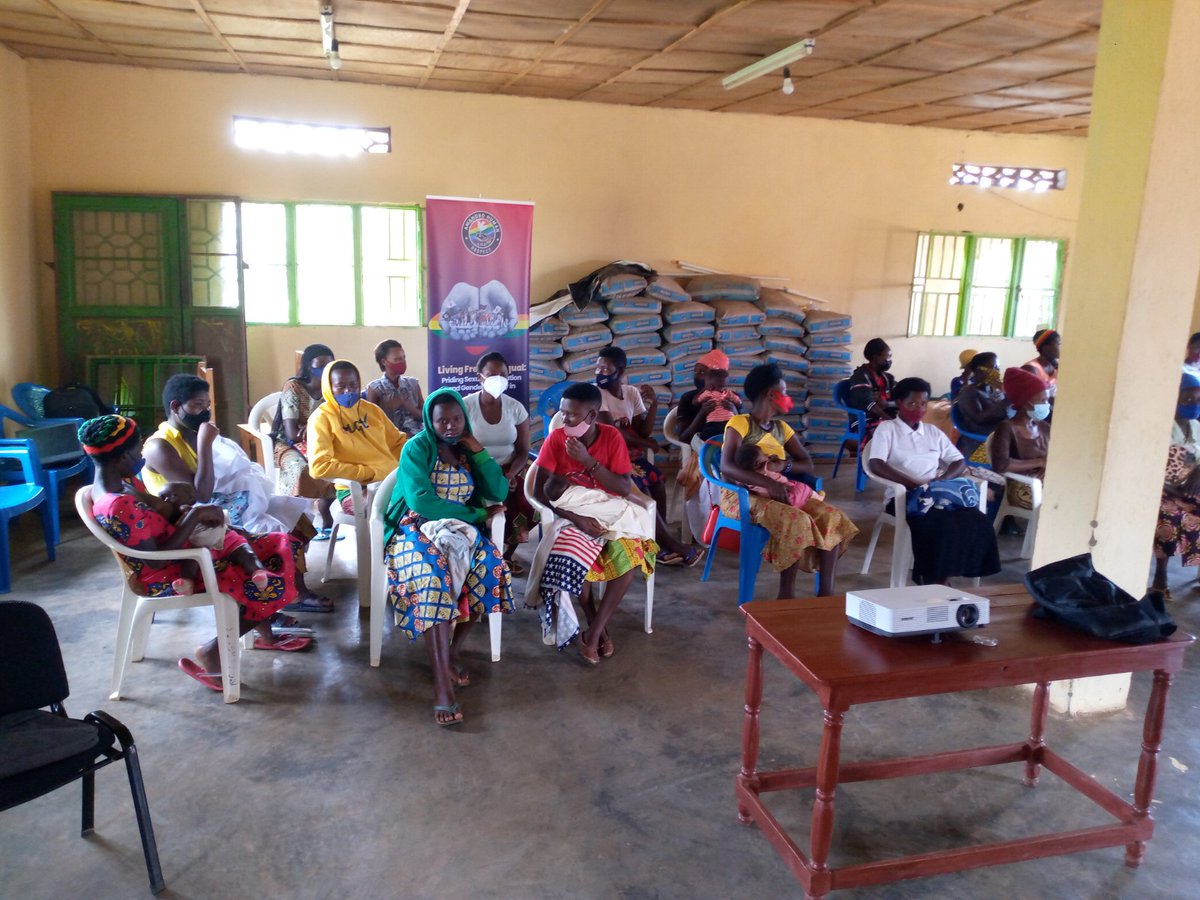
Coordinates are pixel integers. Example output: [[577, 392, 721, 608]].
[[482, 375, 508, 398], [1030, 402, 1052, 421]]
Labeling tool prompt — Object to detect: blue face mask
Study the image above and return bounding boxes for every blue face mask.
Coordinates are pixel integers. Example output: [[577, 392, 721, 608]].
[[1030, 402, 1052, 421], [335, 392, 359, 409], [1005, 406, 1018, 419], [1178, 403, 1200, 421]]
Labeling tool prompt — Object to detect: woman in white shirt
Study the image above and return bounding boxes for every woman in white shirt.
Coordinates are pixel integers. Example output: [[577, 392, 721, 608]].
[[867, 377, 1000, 585], [595, 346, 703, 567], [464, 352, 534, 574]]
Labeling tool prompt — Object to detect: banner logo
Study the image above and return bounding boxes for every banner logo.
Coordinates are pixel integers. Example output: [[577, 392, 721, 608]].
[[462, 211, 502, 256]]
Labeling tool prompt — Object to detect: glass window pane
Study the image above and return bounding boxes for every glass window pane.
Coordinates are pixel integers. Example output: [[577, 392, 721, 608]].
[[188, 200, 241, 309], [1013, 240, 1061, 338], [963, 237, 1014, 336], [910, 233, 966, 336], [296, 204, 355, 325], [242, 202, 289, 323], [362, 206, 421, 326]]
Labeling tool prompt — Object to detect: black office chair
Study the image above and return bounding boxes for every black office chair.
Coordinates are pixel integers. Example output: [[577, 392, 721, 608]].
[[0, 600, 165, 894]]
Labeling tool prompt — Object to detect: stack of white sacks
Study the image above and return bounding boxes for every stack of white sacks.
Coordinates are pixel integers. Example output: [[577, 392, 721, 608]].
[[797, 308, 855, 461], [526, 269, 817, 450]]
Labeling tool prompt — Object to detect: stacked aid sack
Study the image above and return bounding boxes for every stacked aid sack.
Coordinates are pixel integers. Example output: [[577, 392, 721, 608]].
[[755, 288, 811, 442], [798, 307, 854, 461]]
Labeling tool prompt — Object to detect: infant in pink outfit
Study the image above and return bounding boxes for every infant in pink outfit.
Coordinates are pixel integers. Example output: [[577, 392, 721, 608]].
[[733, 443, 817, 508], [695, 388, 742, 424]]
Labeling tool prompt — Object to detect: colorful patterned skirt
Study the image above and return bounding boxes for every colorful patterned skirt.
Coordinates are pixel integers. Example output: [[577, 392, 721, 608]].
[[630, 457, 664, 495], [719, 490, 858, 573], [384, 511, 514, 640], [1155, 490, 1200, 566]]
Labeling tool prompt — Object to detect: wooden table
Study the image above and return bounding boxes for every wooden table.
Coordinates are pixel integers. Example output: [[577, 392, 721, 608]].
[[736, 584, 1194, 898]]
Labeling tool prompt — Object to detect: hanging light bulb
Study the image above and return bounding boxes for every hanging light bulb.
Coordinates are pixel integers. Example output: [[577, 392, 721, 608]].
[[328, 37, 342, 70], [781, 66, 794, 96]]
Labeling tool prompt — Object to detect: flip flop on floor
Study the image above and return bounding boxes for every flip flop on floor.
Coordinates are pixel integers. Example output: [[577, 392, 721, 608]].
[[434, 703, 464, 727], [599, 631, 614, 659], [284, 595, 335, 614], [268, 613, 314, 636], [450, 664, 471, 688], [253, 635, 313, 652], [683, 547, 707, 569], [178, 658, 223, 692], [656, 551, 685, 566], [310, 527, 345, 543], [507, 558, 527, 577]]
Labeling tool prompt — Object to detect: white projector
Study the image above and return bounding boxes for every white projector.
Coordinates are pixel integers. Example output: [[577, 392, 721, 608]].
[[846, 585, 990, 637]]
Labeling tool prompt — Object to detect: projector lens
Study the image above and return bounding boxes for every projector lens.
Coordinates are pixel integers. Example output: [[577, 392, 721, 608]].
[[956, 604, 980, 628]]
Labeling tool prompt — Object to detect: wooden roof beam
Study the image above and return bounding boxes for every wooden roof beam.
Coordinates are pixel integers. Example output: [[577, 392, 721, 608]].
[[418, 0, 472, 88], [35, 0, 133, 61], [187, 0, 248, 73], [501, 0, 612, 89]]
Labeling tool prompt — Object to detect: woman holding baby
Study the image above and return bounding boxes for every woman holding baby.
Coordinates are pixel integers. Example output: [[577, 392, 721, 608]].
[[82, 415, 306, 693], [720, 363, 858, 598]]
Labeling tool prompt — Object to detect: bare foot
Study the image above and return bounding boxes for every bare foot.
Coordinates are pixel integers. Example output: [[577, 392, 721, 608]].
[[195, 641, 222, 675]]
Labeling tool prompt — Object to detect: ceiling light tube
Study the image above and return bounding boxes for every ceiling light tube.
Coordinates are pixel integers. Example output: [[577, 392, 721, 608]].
[[321, 5, 335, 56], [722, 38, 815, 90]]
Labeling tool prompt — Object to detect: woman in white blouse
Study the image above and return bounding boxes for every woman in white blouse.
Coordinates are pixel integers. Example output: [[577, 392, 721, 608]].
[[463, 352, 534, 574], [867, 376, 1000, 585]]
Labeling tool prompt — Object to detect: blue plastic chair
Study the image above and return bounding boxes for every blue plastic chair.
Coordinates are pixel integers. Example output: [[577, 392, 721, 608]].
[[0, 442, 55, 592], [697, 441, 822, 604], [537, 381, 572, 434], [831, 379, 868, 492], [950, 403, 991, 461], [11, 382, 52, 421], [0, 410, 92, 547]]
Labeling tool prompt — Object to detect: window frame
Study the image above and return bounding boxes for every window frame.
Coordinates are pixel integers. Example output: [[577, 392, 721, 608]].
[[243, 200, 424, 327], [909, 231, 1065, 339]]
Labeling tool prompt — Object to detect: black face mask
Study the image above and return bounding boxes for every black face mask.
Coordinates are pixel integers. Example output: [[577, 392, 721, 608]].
[[693, 374, 705, 390], [879, 360, 892, 372], [596, 372, 619, 389], [179, 409, 211, 431]]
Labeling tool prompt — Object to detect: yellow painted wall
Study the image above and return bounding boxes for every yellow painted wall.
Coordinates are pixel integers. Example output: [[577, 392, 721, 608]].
[[0, 47, 40, 404], [23, 60, 1087, 406]]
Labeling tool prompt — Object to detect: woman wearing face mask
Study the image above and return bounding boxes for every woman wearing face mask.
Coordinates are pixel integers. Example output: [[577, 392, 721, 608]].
[[1023, 329, 1060, 401], [720, 363, 859, 597], [954, 352, 1010, 458], [271, 343, 338, 538], [383, 389, 512, 726], [463, 352, 536, 573], [1152, 371, 1200, 597], [365, 339, 425, 435], [990, 368, 1051, 511], [867, 377, 1000, 585], [308, 360, 408, 509], [847, 337, 897, 440], [1183, 333, 1200, 376]]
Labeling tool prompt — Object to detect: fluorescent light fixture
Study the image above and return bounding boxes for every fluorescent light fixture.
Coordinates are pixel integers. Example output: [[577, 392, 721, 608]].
[[722, 38, 815, 91], [233, 116, 390, 156], [950, 162, 1066, 192], [321, 4, 340, 70]]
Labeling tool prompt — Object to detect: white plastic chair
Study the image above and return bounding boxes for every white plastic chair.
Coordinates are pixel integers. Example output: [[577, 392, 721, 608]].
[[661, 406, 693, 543], [368, 469, 506, 667], [859, 443, 987, 588], [325, 479, 380, 608], [75, 486, 244, 704], [523, 464, 654, 635], [992, 470, 1042, 558], [237, 391, 282, 484]]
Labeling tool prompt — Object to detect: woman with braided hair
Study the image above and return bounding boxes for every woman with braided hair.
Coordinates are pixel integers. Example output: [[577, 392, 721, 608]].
[[83, 415, 309, 692]]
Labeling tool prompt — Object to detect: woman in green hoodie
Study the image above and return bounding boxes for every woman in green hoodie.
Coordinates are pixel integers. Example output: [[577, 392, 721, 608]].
[[382, 388, 513, 726]]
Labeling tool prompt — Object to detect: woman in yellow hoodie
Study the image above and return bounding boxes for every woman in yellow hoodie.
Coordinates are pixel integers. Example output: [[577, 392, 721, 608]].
[[308, 360, 408, 508]]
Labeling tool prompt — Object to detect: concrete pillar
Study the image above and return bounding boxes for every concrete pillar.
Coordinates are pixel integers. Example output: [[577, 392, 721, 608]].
[[1031, 0, 1200, 714]]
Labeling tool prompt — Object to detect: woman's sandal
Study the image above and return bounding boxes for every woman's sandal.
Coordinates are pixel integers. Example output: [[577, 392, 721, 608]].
[[507, 558, 527, 577], [577, 639, 600, 666], [178, 658, 223, 692], [450, 664, 471, 688], [253, 635, 312, 652], [311, 527, 345, 543], [599, 631, 615, 659], [284, 594, 336, 614], [683, 547, 706, 569], [657, 551, 684, 567], [434, 703, 464, 726]]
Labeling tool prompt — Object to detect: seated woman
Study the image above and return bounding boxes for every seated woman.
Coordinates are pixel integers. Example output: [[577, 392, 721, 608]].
[[595, 346, 702, 567], [1023, 328, 1060, 402], [949, 347, 978, 401], [676, 352, 737, 540], [271, 343, 338, 539], [142, 373, 331, 614], [720, 363, 858, 598], [866, 377, 1000, 585], [365, 339, 425, 435], [846, 338, 896, 440], [307, 359, 408, 513], [990, 367, 1051, 511], [953, 352, 1009, 458], [463, 352, 536, 574], [82, 415, 308, 693], [530, 382, 659, 665], [1152, 371, 1200, 597], [382, 389, 512, 726]]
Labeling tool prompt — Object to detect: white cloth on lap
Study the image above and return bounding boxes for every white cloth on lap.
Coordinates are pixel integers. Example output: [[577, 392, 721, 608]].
[[188, 506, 229, 549], [550, 485, 656, 541], [209, 435, 309, 532], [418, 518, 479, 598]]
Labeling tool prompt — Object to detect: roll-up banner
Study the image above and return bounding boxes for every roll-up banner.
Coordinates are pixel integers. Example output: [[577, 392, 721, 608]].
[[425, 196, 533, 406]]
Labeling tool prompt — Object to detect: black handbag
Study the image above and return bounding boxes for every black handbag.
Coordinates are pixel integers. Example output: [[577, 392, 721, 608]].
[[1024, 553, 1177, 644]]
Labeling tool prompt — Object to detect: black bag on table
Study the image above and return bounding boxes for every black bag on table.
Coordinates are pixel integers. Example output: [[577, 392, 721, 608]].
[[42, 383, 113, 420], [1024, 553, 1177, 645]]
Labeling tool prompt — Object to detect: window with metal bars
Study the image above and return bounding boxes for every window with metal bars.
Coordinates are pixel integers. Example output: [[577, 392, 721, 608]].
[[908, 232, 1063, 338], [242, 202, 423, 327]]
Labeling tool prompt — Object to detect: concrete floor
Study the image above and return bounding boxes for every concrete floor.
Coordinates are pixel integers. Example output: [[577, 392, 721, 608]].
[[1, 468, 1197, 900]]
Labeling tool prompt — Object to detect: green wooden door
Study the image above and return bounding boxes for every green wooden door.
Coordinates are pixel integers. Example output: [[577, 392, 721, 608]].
[[53, 193, 249, 432]]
